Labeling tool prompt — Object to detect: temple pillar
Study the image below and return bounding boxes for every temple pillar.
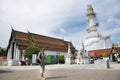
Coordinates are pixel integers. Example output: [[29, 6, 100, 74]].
[[16, 46, 20, 60], [7, 42, 14, 66], [13, 43, 16, 60], [21, 50, 25, 61], [7, 43, 12, 60], [65, 42, 73, 64], [7, 42, 19, 66]]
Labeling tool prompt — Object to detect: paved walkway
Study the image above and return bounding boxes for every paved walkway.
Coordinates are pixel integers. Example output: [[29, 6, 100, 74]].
[[1, 62, 120, 70], [0, 63, 120, 80]]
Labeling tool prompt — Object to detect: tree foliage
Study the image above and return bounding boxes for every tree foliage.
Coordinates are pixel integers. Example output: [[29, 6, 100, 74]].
[[102, 53, 108, 57], [24, 46, 40, 59], [0, 47, 6, 56], [58, 55, 65, 63]]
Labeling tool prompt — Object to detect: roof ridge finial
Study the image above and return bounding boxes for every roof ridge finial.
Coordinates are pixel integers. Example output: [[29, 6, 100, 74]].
[[27, 29, 30, 33], [27, 29, 35, 46], [11, 25, 14, 31]]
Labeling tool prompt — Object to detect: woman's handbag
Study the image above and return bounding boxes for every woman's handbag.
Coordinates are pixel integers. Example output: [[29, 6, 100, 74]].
[[36, 58, 41, 64]]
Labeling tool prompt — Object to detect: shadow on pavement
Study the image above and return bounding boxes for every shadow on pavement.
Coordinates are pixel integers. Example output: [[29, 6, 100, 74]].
[[0, 70, 12, 73], [46, 76, 67, 79]]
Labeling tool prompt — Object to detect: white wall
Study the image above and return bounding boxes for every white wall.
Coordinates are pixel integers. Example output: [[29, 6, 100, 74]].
[[7, 43, 13, 60]]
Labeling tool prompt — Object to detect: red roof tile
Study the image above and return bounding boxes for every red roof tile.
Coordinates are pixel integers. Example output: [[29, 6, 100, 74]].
[[89, 49, 111, 57], [89, 47, 120, 57], [12, 30, 76, 52]]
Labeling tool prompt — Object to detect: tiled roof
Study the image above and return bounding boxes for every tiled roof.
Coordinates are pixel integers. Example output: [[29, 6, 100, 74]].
[[10, 30, 76, 52], [110, 46, 120, 54], [32, 34, 65, 46], [89, 47, 120, 57], [15, 32, 30, 41], [116, 48, 120, 53], [89, 49, 111, 57]]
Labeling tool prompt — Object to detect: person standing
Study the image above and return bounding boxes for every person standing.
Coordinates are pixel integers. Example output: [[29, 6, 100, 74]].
[[38, 48, 45, 78]]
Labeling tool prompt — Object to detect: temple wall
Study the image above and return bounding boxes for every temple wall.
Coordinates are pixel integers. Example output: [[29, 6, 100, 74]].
[[7, 42, 68, 66], [7, 43, 12, 60], [7, 42, 20, 66]]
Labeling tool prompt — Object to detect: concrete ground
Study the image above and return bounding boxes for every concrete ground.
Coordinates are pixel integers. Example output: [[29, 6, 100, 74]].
[[0, 63, 120, 80]]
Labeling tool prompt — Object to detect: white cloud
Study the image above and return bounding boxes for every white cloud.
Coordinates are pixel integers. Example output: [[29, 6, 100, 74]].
[[59, 28, 66, 33], [0, 0, 89, 47], [0, 0, 120, 50], [0, 0, 86, 34]]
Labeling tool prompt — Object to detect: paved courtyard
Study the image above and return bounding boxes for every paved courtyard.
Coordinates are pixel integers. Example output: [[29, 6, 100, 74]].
[[0, 63, 120, 80]]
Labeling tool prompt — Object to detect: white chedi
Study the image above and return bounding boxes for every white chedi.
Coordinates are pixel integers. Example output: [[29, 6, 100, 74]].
[[84, 4, 111, 51]]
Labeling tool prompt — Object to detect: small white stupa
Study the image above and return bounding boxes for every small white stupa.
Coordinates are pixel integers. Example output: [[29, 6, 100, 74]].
[[79, 38, 89, 64]]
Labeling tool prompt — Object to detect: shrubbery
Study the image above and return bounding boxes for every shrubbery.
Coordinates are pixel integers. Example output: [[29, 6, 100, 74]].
[[58, 55, 65, 64], [0, 47, 6, 56], [102, 53, 108, 57], [24, 46, 40, 59], [45, 55, 65, 64], [45, 55, 51, 64]]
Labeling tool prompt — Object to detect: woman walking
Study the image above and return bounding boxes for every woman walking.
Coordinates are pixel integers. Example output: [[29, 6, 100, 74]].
[[37, 48, 45, 79]]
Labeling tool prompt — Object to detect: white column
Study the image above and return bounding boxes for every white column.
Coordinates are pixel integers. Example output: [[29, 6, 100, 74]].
[[15, 46, 18, 60], [7, 43, 13, 66], [65, 49, 72, 64], [17, 46, 21, 60], [7, 43, 13, 60], [7, 49, 11, 60], [15, 44, 19, 60], [22, 50, 25, 61], [13, 43, 16, 60], [17, 48, 20, 60], [17, 49, 21, 60], [16, 46, 18, 60]]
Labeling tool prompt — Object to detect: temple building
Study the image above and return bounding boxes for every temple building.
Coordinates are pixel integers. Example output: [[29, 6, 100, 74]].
[[6, 29, 76, 66], [84, 4, 111, 51], [89, 44, 120, 62]]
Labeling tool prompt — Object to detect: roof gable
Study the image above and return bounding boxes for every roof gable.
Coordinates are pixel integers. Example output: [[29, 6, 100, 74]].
[[110, 44, 120, 54]]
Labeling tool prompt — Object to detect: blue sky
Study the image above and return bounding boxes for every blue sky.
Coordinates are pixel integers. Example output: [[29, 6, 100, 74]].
[[0, 0, 120, 50]]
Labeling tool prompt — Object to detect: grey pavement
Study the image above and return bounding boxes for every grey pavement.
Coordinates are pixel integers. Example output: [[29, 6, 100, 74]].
[[0, 63, 120, 80]]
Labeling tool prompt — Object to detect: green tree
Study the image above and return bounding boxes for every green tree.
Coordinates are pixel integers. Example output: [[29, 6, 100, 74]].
[[58, 55, 65, 64], [24, 46, 40, 59], [0, 47, 6, 56], [102, 53, 108, 57]]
